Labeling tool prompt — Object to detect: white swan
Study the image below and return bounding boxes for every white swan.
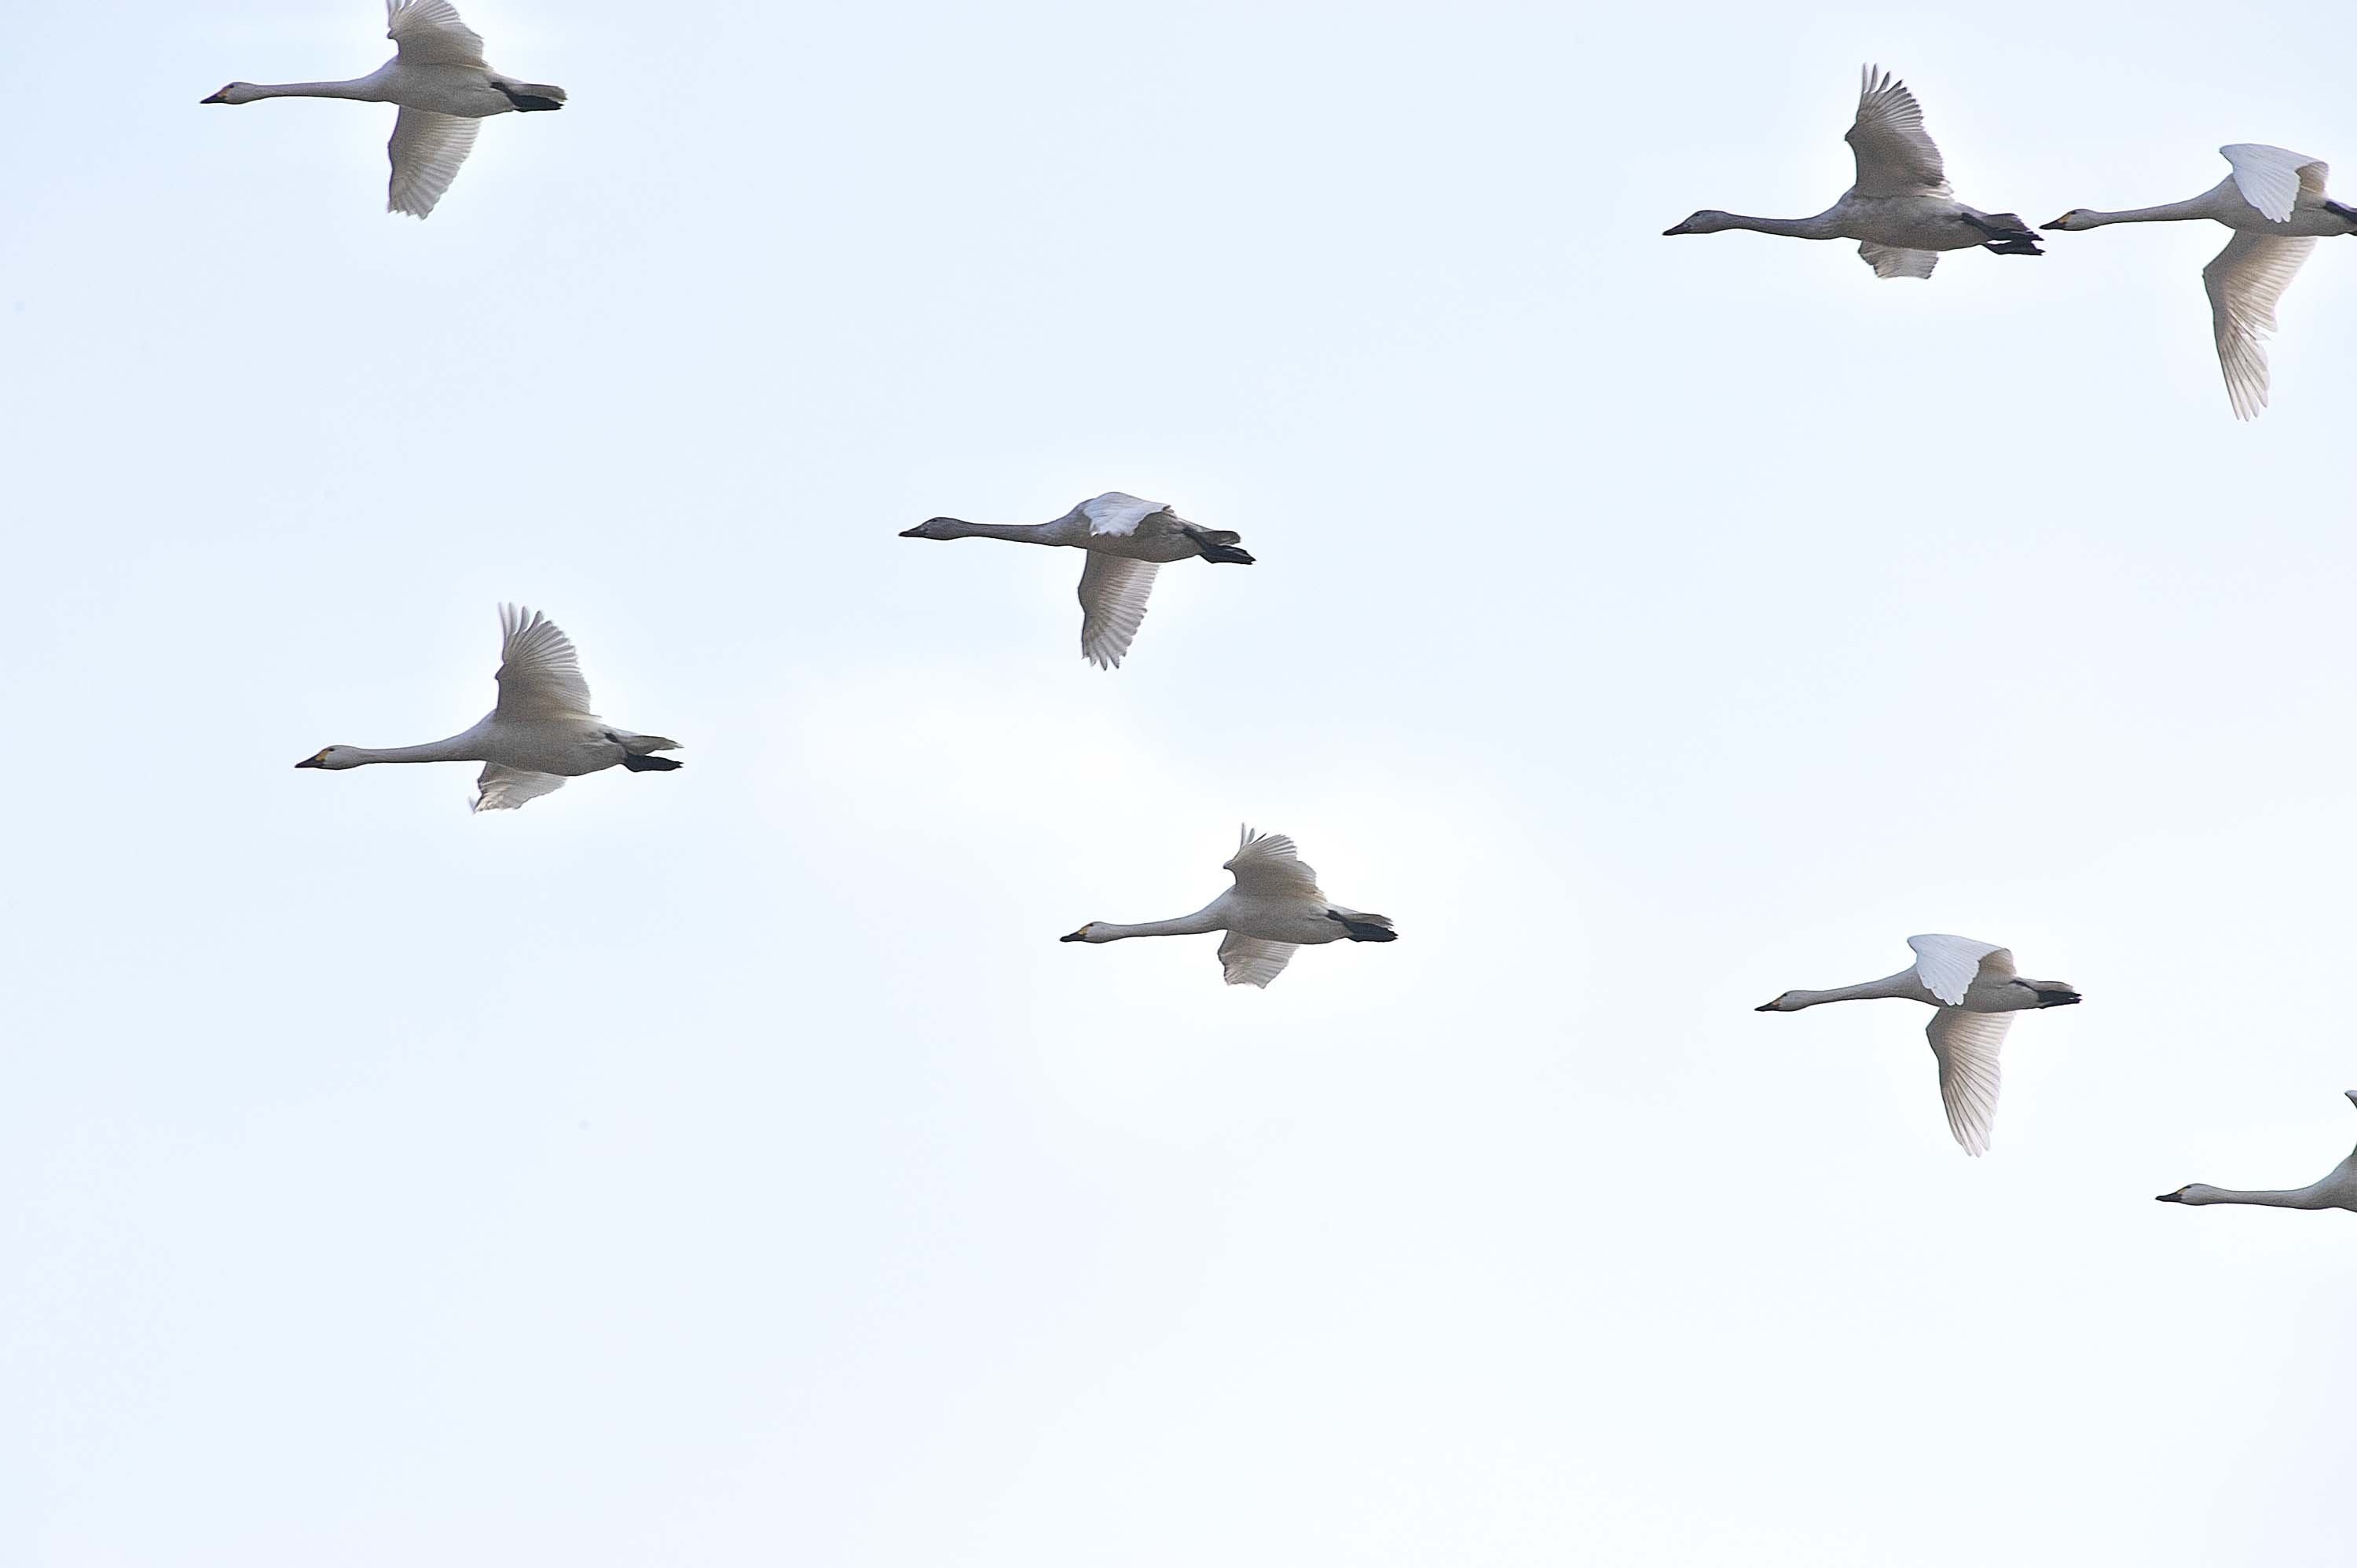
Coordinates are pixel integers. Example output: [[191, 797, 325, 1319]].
[[1060, 826, 1396, 987], [899, 492, 1253, 670], [295, 605, 680, 812], [202, 0, 565, 218], [2157, 1091, 2357, 1212], [1756, 934, 2081, 1155], [2045, 145, 2357, 419], [1664, 66, 2043, 278]]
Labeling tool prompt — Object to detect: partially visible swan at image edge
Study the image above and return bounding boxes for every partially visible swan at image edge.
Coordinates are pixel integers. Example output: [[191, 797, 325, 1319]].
[[2045, 145, 2357, 419], [1061, 826, 1395, 988], [2157, 1091, 2357, 1212], [1664, 65, 2043, 278], [899, 492, 1253, 670], [295, 604, 680, 813], [1756, 934, 2080, 1156], [202, 0, 565, 218]]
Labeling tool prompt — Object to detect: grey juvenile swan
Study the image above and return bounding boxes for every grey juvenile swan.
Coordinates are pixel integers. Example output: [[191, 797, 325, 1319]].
[[1665, 66, 2043, 279], [1757, 934, 2080, 1155]]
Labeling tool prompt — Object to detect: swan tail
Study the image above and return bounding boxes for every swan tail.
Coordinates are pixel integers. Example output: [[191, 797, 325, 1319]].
[[2029, 984, 2080, 1008], [1327, 908, 1397, 943], [1964, 210, 2043, 255], [495, 80, 566, 112], [621, 753, 683, 773]]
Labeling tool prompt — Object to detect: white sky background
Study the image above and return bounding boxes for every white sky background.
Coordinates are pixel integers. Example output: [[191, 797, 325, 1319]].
[[5, 0, 2357, 1561]]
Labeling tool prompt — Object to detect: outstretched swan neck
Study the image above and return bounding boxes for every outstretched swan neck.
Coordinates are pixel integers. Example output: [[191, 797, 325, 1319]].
[[920, 518, 1048, 544], [1670, 209, 1845, 240], [214, 77, 387, 104], [332, 731, 486, 767], [2170, 1182, 2337, 1209], [2058, 198, 2216, 229], [1068, 909, 1226, 942], [1763, 969, 1923, 1009]]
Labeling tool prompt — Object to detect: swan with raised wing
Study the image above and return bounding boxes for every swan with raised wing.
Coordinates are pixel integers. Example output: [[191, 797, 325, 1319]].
[[202, 0, 565, 218], [1756, 934, 2080, 1155], [900, 492, 1252, 670], [2157, 1092, 2357, 1212], [295, 605, 680, 812], [2045, 145, 2357, 418], [1061, 826, 1395, 987], [1665, 66, 2042, 278]]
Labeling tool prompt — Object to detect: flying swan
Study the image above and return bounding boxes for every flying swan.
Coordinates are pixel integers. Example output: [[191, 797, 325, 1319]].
[[1664, 66, 2043, 278], [1060, 826, 1396, 987], [295, 604, 680, 812], [1755, 934, 2080, 1155], [202, 0, 565, 218], [2157, 1091, 2357, 1212], [2044, 145, 2357, 419], [900, 492, 1253, 670]]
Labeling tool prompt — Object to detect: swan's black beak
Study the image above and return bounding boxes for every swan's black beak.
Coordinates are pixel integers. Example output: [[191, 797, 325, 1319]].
[[2155, 1190, 2185, 1203], [1058, 929, 1087, 943], [1753, 1002, 1777, 1012], [294, 755, 324, 768], [898, 525, 928, 537], [201, 89, 231, 104]]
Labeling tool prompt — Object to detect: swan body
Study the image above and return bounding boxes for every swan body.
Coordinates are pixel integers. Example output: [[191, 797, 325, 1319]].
[[2044, 145, 2357, 418], [2157, 1091, 2357, 1211], [900, 492, 1253, 670], [1060, 826, 1396, 988], [1665, 66, 2043, 278], [1756, 934, 2080, 1156], [202, 1, 565, 218], [295, 605, 680, 813]]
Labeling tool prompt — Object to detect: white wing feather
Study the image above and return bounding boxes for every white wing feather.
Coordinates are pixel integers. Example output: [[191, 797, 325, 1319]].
[[2204, 231, 2316, 421], [1076, 493, 1168, 537], [387, 109, 478, 218], [1846, 66, 1949, 198], [1857, 243, 1938, 280], [1223, 826, 1325, 900], [2219, 144, 2328, 224], [1906, 934, 2009, 1006], [1218, 933, 1298, 988], [493, 604, 595, 720], [1926, 1009, 2011, 1156], [473, 764, 566, 812], [386, 0, 487, 67], [1076, 554, 1159, 670]]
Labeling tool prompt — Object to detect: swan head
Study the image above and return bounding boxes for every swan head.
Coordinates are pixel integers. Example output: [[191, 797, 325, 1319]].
[[2156, 1185, 2223, 1205], [1060, 922, 1103, 943], [202, 82, 262, 104], [1663, 211, 1736, 236], [899, 517, 969, 540], [1754, 991, 1805, 1012], [295, 746, 366, 770], [2042, 210, 2093, 232]]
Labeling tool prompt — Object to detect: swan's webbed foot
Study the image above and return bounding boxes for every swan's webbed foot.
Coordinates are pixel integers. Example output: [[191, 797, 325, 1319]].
[[1326, 911, 1398, 942], [2328, 199, 2357, 229], [1981, 238, 2044, 256], [1959, 211, 2043, 253], [621, 753, 683, 772]]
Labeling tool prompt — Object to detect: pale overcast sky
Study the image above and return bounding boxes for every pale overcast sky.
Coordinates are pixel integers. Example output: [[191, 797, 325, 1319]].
[[5, 0, 2357, 1563]]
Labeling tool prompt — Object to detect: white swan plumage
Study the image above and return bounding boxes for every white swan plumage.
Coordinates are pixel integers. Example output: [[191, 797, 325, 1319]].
[[1060, 826, 1396, 987], [899, 492, 1254, 670], [202, 0, 566, 218], [2157, 1091, 2357, 1212], [2045, 145, 2357, 418], [1756, 934, 2081, 1156], [295, 605, 680, 812], [1664, 66, 2044, 278]]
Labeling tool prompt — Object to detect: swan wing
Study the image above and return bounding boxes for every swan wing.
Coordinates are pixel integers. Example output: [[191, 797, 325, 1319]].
[[2219, 144, 2328, 223], [1926, 1008, 2011, 1156], [493, 603, 595, 720], [1906, 934, 2009, 1005], [1076, 492, 1169, 537], [472, 764, 566, 812], [1076, 553, 1158, 670], [1845, 66, 1948, 198], [1857, 242, 1938, 279], [386, 0, 488, 68], [1218, 933, 1298, 989], [2203, 231, 2316, 421], [1223, 825, 1325, 901], [387, 108, 478, 218]]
